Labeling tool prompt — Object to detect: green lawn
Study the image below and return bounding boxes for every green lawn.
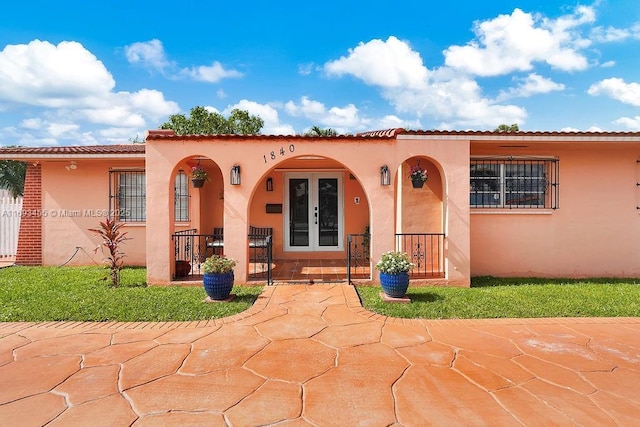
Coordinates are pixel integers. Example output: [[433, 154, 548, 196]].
[[0, 266, 263, 322], [357, 276, 640, 319], [3, 267, 640, 321]]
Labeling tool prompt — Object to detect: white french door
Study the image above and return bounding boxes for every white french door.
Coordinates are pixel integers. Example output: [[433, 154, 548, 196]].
[[284, 172, 343, 251]]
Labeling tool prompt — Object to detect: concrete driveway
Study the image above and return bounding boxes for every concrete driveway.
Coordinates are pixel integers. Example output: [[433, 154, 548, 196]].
[[1, 284, 639, 426]]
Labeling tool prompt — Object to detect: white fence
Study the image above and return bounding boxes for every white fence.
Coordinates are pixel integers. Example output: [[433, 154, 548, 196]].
[[0, 191, 22, 258]]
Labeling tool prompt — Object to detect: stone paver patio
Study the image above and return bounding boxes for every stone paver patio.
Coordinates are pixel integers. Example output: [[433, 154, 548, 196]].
[[1, 284, 639, 426]]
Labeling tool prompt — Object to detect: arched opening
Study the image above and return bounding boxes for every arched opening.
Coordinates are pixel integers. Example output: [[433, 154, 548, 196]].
[[246, 155, 372, 283], [170, 156, 223, 281], [395, 156, 445, 278]]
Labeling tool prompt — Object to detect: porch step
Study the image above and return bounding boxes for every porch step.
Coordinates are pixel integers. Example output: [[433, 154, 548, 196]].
[[271, 279, 348, 285]]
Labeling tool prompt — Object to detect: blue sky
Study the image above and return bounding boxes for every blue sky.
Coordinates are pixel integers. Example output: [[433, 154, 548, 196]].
[[1, 0, 639, 146]]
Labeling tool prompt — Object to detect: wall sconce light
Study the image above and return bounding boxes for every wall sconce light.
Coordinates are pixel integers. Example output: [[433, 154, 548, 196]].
[[266, 177, 273, 192], [65, 161, 77, 171], [230, 164, 241, 185], [380, 165, 390, 186]]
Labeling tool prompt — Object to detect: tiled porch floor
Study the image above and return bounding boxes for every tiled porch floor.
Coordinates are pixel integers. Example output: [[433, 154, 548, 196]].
[[249, 258, 371, 283]]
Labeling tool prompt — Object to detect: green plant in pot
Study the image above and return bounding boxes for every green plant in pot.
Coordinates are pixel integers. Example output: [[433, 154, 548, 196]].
[[409, 162, 428, 188], [190, 166, 209, 188], [375, 251, 414, 298], [202, 255, 237, 300]]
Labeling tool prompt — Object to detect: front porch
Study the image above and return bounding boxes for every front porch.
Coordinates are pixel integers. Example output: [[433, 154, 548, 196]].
[[171, 231, 445, 285], [145, 130, 471, 287]]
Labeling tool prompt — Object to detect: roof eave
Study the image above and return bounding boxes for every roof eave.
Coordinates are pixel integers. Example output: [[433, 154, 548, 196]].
[[0, 153, 146, 161]]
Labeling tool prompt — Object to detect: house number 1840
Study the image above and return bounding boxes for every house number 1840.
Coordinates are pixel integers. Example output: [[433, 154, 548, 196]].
[[263, 144, 295, 163]]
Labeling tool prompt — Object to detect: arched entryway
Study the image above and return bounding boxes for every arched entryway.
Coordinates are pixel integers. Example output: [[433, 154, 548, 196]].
[[170, 156, 223, 281], [246, 155, 372, 283], [396, 156, 445, 278]]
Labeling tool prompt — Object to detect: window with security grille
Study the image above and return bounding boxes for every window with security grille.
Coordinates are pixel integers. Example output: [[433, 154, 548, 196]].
[[174, 170, 189, 221], [109, 170, 146, 221], [470, 158, 559, 209]]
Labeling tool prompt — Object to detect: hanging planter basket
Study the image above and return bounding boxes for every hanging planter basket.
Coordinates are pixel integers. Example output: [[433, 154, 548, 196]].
[[192, 178, 205, 188], [411, 179, 425, 188]]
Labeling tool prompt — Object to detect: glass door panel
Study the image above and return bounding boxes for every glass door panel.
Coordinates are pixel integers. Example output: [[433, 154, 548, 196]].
[[318, 178, 338, 246], [285, 173, 343, 251], [289, 178, 309, 247]]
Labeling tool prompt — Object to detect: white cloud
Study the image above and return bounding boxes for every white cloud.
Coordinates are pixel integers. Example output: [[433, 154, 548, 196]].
[[443, 7, 593, 76], [47, 122, 80, 137], [497, 73, 565, 101], [128, 89, 179, 119], [371, 115, 422, 131], [0, 40, 180, 145], [591, 22, 640, 42], [225, 99, 295, 135], [392, 74, 527, 128], [20, 118, 45, 130], [125, 39, 242, 83], [325, 36, 429, 89], [284, 97, 369, 130], [324, 37, 526, 128], [124, 39, 172, 73], [181, 61, 243, 83], [600, 60, 615, 68], [0, 40, 115, 107], [588, 77, 640, 106], [298, 63, 314, 76], [97, 127, 141, 143], [10, 117, 98, 146], [79, 106, 147, 128], [614, 116, 640, 130], [285, 96, 325, 117]]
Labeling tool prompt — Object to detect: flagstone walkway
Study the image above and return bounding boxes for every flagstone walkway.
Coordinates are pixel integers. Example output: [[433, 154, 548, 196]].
[[1, 284, 639, 426]]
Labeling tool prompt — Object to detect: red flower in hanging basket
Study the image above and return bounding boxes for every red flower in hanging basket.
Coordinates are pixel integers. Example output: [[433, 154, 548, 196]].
[[191, 166, 208, 180], [409, 163, 428, 182]]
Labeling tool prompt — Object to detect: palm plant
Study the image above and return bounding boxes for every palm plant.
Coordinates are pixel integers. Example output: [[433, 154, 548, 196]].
[[304, 126, 338, 136], [0, 160, 27, 198]]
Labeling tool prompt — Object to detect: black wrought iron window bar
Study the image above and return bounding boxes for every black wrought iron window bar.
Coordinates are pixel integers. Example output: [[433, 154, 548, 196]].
[[109, 170, 146, 221], [470, 157, 559, 209], [174, 170, 190, 222]]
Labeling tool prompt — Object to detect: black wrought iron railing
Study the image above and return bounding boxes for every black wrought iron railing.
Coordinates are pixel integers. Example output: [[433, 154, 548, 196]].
[[172, 227, 273, 284], [347, 233, 370, 284], [171, 228, 214, 279], [248, 233, 273, 286], [395, 233, 445, 278]]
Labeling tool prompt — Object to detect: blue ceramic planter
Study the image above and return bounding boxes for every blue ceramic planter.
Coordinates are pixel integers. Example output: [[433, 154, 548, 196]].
[[203, 272, 234, 300], [379, 272, 409, 298]]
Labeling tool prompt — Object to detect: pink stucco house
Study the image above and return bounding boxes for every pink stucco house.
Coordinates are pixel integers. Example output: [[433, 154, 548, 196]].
[[2, 129, 639, 286]]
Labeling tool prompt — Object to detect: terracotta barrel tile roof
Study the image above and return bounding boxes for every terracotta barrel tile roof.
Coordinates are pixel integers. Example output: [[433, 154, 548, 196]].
[[0, 144, 145, 159], [402, 129, 640, 137], [0, 144, 145, 154], [356, 128, 406, 137]]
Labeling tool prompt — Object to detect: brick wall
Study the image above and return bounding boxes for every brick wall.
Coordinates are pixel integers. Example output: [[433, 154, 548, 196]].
[[15, 163, 42, 265]]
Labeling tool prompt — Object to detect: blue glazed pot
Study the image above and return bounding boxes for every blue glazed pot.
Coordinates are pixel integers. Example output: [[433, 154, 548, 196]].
[[203, 272, 234, 300], [379, 272, 409, 298]]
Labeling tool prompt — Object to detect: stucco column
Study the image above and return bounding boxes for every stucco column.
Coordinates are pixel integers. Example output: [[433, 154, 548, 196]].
[[368, 180, 396, 281], [222, 178, 250, 282], [444, 161, 471, 286], [145, 143, 173, 285]]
